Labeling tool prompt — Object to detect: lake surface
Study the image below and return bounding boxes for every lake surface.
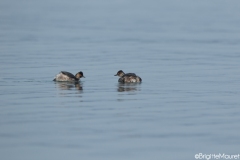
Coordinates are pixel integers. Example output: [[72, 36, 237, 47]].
[[1, 0, 240, 160]]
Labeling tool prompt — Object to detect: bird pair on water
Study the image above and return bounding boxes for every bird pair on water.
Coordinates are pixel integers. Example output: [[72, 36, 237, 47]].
[[53, 70, 142, 83]]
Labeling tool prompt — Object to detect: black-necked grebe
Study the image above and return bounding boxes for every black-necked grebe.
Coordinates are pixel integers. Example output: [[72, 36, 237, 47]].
[[53, 71, 85, 82], [114, 70, 142, 83]]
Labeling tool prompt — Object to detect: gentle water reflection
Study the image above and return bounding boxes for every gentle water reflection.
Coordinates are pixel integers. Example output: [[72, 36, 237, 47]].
[[117, 83, 141, 92], [55, 81, 83, 90]]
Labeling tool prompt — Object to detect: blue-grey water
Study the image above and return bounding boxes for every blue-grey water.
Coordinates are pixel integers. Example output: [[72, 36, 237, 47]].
[[1, 1, 240, 160]]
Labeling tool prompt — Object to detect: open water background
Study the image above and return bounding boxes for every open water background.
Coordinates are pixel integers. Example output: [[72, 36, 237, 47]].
[[0, 0, 240, 160]]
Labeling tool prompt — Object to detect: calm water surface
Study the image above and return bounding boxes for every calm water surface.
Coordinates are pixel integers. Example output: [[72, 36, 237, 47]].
[[1, 0, 240, 160]]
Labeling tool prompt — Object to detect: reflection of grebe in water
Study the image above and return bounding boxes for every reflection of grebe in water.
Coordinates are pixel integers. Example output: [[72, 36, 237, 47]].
[[117, 83, 141, 92], [55, 81, 83, 90]]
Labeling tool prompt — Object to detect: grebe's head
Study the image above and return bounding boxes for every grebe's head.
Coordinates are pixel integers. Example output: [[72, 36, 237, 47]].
[[75, 71, 85, 79], [114, 70, 125, 77]]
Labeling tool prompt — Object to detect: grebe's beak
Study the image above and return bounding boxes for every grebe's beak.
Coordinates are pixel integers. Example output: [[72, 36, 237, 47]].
[[114, 74, 117, 76]]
